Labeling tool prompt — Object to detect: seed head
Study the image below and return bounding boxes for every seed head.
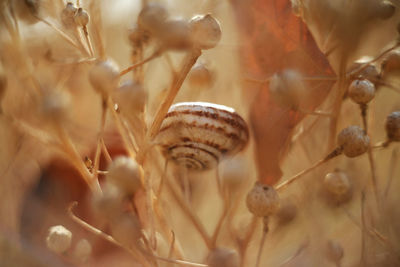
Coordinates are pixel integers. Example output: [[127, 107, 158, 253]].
[[348, 79, 375, 104], [337, 126, 370, 157], [324, 170, 351, 196], [189, 14, 222, 50], [40, 90, 71, 123], [114, 80, 147, 115], [188, 63, 215, 89], [106, 156, 142, 196], [46, 225, 72, 254], [74, 8, 89, 27], [246, 182, 280, 217], [89, 59, 120, 96], [385, 111, 400, 141], [61, 2, 77, 28], [206, 248, 240, 267], [137, 2, 169, 35]]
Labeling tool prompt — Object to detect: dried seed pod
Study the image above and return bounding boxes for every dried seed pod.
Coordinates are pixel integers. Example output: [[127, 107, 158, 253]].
[[206, 248, 240, 267], [385, 111, 400, 141], [381, 51, 400, 75], [40, 90, 71, 123], [269, 69, 308, 110], [91, 183, 123, 222], [106, 156, 142, 196], [114, 80, 147, 115], [158, 18, 192, 50], [61, 2, 77, 28], [376, 0, 396, 20], [137, 2, 169, 34], [337, 126, 370, 157], [348, 79, 375, 104], [73, 239, 92, 263], [46, 225, 72, 254], [109, 212, 142, 248], [325, 240, 344, 265], [324, 170, 351, 196], [156, 102, 249, 171], [188, 63, 215, 89], [246, 182, 280, 217], [89, 59, 120, 96], [74, 8, 89, 27], [189, 14, 222, 50]]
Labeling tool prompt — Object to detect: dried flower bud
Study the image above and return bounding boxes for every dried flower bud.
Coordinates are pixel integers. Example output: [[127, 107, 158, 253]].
[[324, 170, 351, 196], [325, 240, 344, 264], [270, 69, 307, 110], [40, 90, 71, 123], [348, 79, 375, 104], [382, 51, 400, 75], [46, 225, 72, 254], [206, 248, 240, 267], [385, 111, 400, 141], [158, 18, 191, 50], [61, 2, 77, 28], [106, 156, 142, 196], [337, 126, 370, 157], [73, 239, 92, 263], [137, 2, 169, 34], [246, 182, 280, 217], [114, 80, 146, 115], [376, 1, 396, 20], [188, 63, 215, 89], [189, 14, 222, 50], [74, 8, 89, 27], [89, 59, 120, 96]]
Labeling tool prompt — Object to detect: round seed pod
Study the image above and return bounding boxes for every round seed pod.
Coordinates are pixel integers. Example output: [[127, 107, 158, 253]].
[[337, 126, 370, 157], [46, 225, 72, 254], [106, 156, 142, 196], [73, 239, 92, 263], [156, 102, 249, 171], [109, 212, 142, 248], [74, 8, 89, 27], [385, 111, 400, 141], [40, 90, 71, 123], [137, 2, 169, 35], [348, 79, 375, 104], [326, 240, 344, 264], [158, 18, 192, 50], [376, 1, 396, 20], [91, 183, 122, 222], [269, 69, 307, 110], [206, 248, 240, 267], [61, 2, 77, 28], [246, 182, 280, 217], [324, 170, 351, 196], [381, 51, 400, 75], [114, 80, 147, 115], [89, 59, 120, 96], [189, 14, 222, 50], [188, 63, 215, 89]]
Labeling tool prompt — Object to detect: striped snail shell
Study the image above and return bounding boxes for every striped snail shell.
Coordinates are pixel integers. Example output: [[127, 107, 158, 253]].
[[156, 102, 249, 171]]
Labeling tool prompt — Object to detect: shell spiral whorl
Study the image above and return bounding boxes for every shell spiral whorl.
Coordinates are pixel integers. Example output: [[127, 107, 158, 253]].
[[156, 102, 249, 171]]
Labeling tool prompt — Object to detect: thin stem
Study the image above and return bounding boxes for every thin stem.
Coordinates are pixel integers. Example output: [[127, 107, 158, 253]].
[[239, 216, 258, 267], [120, 50, 163, 77], [255, 230, 267, 267], [93, 99, 108, 180], [360, 191, 366, 266], [101, 138, 112, 164], [148, 49, 202, 139], [210, 195, 229, 248], [82, 26, 95, 57], [384, 148, 398, 198]]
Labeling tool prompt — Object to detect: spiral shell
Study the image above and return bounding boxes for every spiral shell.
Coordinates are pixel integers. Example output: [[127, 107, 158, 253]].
[[156, 102, 249, 171]]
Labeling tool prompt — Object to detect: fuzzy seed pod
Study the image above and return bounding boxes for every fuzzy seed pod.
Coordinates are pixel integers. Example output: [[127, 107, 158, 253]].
[[46, 225, 72, 254], [348, 79, 375, 104], [40, 90, 71, 123], [74, 8, 89, 27], [382, 51, 400, 75], [324, 170, 351, 196], [61, 2, 77, 28], [326, 240, 344, 264], [73, 239, 92, 263], [89, 59, 120, 96], [206, 248, 240, 267], [246, 182, 280, 217], [269, 69, 307, 110], [106, 156, 142, 196], [114, 80, 147, 115], [137, 2, 169, 35], [91, 183, 123, 222], [189, 14, 222, 50], [385, 111, 400, 141], [377, 1, 396, 20], [337, 126, 370, 157], [158, 18, 191, 50], [188, 63, 215, 89]]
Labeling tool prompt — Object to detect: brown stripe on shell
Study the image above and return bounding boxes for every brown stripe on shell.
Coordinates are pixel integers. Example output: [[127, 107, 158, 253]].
[[166, 143, 220, 162]]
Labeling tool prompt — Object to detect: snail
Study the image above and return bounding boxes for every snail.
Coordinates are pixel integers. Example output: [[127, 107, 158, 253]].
[[156, 102, 249, 171]]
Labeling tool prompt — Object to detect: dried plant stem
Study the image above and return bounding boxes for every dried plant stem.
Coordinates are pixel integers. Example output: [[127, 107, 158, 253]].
[[276, 147, 342, 191], [279, 241, 309, 267], [165, 177, 212, 249], [82, 26, 94, 57], [360, 191, 367, 266], [299, 109, 333, 117], [384, 148, 398, 198], [148, 49, 202, 139], [239, 216, 258, 267], [101, 138, 112, 164], [210, 195, 229, 248], [93, 99, 108, 180], [255, 229, 268, 267], [120, 50, 163, 77]]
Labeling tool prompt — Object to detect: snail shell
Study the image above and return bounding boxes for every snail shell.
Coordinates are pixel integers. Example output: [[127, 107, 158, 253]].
[[156, 102, 249, 171]]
